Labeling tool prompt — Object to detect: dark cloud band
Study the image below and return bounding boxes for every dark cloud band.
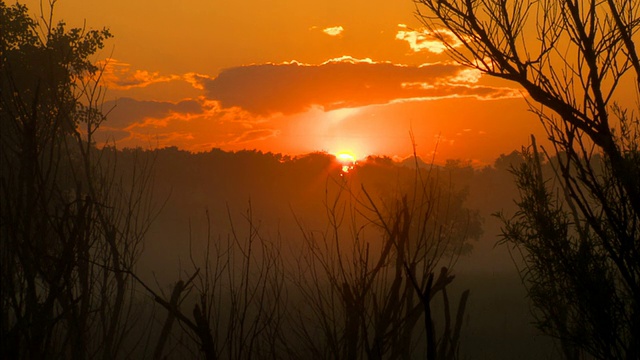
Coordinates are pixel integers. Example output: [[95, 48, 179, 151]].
[[199, 60, 517, 115]]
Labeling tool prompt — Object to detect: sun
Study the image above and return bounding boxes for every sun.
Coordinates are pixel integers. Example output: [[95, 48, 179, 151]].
[[336, 152, 356, 163], [335, 152, 357, 174]]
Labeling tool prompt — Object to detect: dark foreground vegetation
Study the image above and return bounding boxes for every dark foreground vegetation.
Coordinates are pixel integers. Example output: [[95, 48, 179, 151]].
[[415, 0, 640, 358], [2, 1, 639, 359]]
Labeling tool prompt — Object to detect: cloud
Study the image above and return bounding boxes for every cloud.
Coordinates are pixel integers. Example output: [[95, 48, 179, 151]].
[[322, 26, 344, 36], [183, 72, 214, 90], [99, 59, 181, 90], [96, 97, 279, 151], [395, 24, 463, 54], [323, 55, 375, 64], [234, 129, 281, 144], [103, 97, 203, 128], [390, 84, 522, 103], [200, 57, 520, 115]]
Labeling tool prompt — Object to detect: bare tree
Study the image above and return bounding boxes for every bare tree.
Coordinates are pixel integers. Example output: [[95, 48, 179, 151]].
[[134, 206, 287, 360], [289, 164, 479, 359], [1, 3, 157, 358], [414, 0, 639, 358]]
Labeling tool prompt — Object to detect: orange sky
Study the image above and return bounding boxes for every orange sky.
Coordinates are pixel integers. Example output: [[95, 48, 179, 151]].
[[21, 0, 549, 164]]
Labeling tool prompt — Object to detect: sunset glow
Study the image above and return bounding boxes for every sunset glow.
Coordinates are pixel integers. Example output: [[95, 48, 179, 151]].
[[23, 0, 552, 164], [7, 2, 638, 358]]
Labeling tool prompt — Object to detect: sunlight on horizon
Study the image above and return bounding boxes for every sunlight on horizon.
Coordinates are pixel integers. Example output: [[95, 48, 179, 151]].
[[335, 152, 357, 173]]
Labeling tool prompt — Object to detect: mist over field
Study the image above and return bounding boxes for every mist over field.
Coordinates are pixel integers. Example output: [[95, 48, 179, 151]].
[[128, 147, 555, 359]]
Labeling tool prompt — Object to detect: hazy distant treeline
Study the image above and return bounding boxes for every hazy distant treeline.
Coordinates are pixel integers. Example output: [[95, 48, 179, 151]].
[[103, 145, 532, 288]]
